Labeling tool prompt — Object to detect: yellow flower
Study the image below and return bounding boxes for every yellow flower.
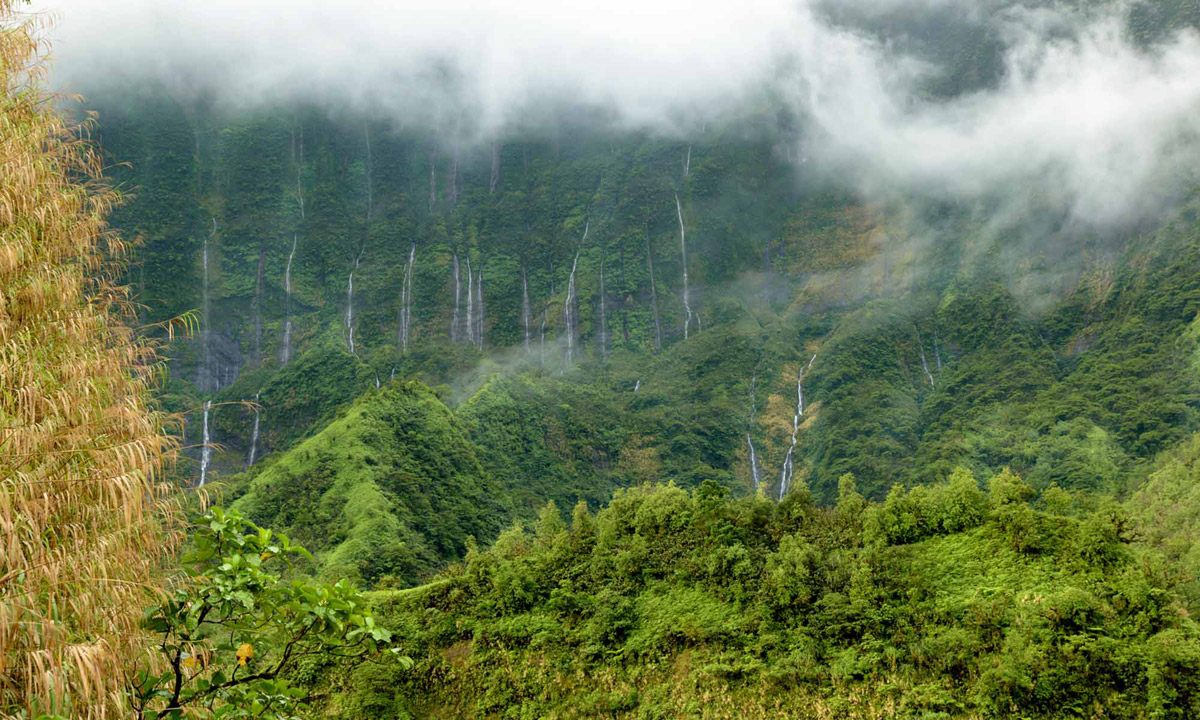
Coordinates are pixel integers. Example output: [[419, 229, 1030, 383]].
[[236, 643, 254, 666]]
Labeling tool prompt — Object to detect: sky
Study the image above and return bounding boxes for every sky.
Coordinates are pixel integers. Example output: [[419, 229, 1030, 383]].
[[31, 0, 1200, 229]]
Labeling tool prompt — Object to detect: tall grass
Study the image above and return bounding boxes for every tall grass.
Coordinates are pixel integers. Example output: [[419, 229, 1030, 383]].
[[0, 2, 181, 716]]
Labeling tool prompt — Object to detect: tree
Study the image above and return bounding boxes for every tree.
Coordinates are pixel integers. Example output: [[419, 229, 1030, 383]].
[[130, 508, 408, 719]]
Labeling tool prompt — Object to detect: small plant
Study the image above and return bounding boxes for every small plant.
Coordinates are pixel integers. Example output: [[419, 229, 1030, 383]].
[[129, 508, 409, 719]]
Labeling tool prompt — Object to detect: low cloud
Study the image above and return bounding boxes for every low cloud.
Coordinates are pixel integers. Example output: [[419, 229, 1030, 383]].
[[33, 0, 1200, 229]]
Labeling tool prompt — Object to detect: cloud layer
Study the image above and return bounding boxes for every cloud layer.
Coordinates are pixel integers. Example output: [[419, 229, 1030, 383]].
[[33, 0, 1200, 227]]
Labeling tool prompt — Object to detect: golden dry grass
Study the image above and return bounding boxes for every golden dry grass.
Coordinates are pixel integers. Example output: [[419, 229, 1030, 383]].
[[0, 2, 181, 717]]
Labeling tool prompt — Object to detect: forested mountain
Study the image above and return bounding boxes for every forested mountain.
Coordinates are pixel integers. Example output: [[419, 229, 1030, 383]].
[[8, 0, 1200, 716]]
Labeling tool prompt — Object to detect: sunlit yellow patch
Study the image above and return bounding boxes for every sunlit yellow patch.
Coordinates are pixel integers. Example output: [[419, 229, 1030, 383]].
[[236, 643, 254, 666]]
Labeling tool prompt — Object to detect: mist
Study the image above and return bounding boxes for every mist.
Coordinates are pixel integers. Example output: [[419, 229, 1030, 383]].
[[32, 0, 1200, 229]]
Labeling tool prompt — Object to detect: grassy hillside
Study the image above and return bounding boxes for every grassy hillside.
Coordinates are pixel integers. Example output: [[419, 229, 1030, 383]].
[[232, 381, 507, 587]]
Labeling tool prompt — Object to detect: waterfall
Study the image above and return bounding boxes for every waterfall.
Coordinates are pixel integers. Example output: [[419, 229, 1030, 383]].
[[490, 142, 501, 194], [634, 379, 641, 393], [646, 231, 662, 353], [747, 376, 762, 493], [747, 434, 762, 493], [779, 354, 817, 501], [522, 267, 532, 353], [933, 331, 943, 377], [451, 253, 461, 342], [598, 247, 608, 360], [916, 329, 935, 387], [364, 126, 373, 221], [247, 393, 261, 466], [253, 250, 264, 368], [465, 257, 475, 347], [346, 248, 363, 355], [199, 400, 212, 486], [281, 234, 297, 365], [448, 156, 459, 209], [399, 242, 416, 353], [540, 280, 552, 368], [295, 125, 305, 220], [563, 219, 590, 364], [683, 145, 691, 178], [675, 193, 694, 340], [201, 218, 216, 392], [429, 154, 437, 213], [474, 264, 484, 350]]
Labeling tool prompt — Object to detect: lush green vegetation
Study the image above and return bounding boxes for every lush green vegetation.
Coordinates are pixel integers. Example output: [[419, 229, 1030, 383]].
[[300, 475, 1200, 718]]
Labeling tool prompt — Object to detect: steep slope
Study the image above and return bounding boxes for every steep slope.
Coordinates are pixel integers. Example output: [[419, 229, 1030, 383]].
[[233, 381, 507, 586]]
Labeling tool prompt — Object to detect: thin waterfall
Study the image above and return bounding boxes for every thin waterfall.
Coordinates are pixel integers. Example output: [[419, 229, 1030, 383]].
[[634, 379, 641, 393], [253, 250, 264, 368], [295, 124, 305, 220], [683, 145, 691, 177], [247, 393, 261, 466], [564, 219, 590, 364], [474, 264, 484, 350], [346, 248, 363, 355], [747, 434, 762, 493], [933, 330, 943, 378], [199, 400, 212, 486], [451, 253, 461, 341], [747, 376, 762, 493], [281, 234, 297, 365], [540, 280, 552, 369], [646, 230, 662, 352], [448, 156, 459, 209], [779, 354, 817, 501], [399, 242, 416, 353], [598, 246, 608, 360], [916, 329, 935, 387], [490, 143, 501, 194], [429, 153, 437, 213], [675, 193, 694, 339], [465, 257, 475, 347], [202, 218, 214, 391], [522, 267, 532, 353], [364, 126, 373, 221]]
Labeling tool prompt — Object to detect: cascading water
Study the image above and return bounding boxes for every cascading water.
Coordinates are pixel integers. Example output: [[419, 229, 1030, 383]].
[[451, 253, 461, 342], [474, 264, 484, 350], [779, 354, 817, 501], [746, 376, 762, 493], [490, 142, 501, 194], [281, 234, 297, 365], [540, 280, 552, 368], [201, 218, 214, 391], [598, 247, 608, 360], [916, 329, 935, 387], [933, 331, 943, 377], [634, 379, 641, 393], [747, 434, 762, 493], [683, 145, 691, 177], [563, 219, 590, 364], [247, 393, 261, 466], [295, 124, 305, 220], [199, 400, 212, 486], [364, 126, 373, 221], [646, 231, 662, 352], [346, 248, 363, 355], [465, 257, 475, 347], [675, 193, 694, 340], [522, 267, 532, 353], [399, 242, 416, 353], [429, 154, 437, 213]]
